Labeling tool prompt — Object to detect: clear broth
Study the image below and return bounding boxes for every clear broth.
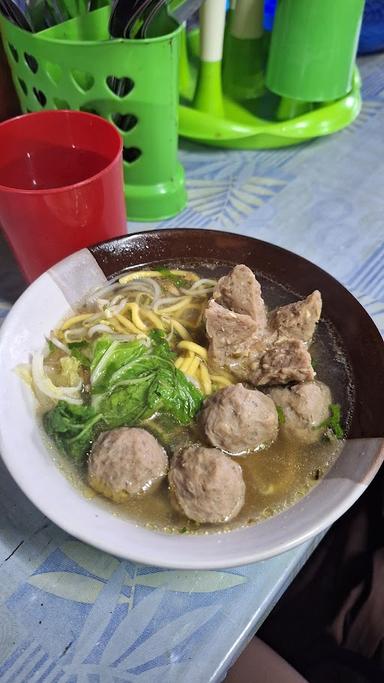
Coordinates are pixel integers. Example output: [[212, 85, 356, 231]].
[[48, 259, 354, 535]]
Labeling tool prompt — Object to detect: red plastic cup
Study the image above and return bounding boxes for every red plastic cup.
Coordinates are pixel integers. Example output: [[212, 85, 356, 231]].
[[0, 110, 127, 282]]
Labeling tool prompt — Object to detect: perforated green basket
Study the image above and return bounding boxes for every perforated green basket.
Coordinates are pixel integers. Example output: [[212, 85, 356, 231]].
[[0, 8, 186, 221]]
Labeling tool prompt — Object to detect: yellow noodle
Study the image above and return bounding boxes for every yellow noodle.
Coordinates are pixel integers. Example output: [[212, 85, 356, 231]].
[[119, 270, 162, 283], [210, 374, 233, 387], [177, 341, 208, 360], [119, 269, 200, 285], [166, 318, 191, 340], [174, 356, 184, 369], [207, 365, 236, 383], [179, 353, 194, 373], [199, 362, 212, 395], [110, 317, 134, 334], [61, 313, 94, 331], [155, 297, 193, 315], [187, 355, 200, 377], [141, 309, 164, 330], [123, 303, 148, 332], [115, 313, 147, 334]]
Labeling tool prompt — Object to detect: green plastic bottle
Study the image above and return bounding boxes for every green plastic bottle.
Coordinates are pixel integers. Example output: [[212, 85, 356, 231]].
[[266, 0, 365, 102]]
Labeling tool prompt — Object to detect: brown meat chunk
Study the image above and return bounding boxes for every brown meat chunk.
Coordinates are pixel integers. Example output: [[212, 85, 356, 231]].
[[205, 299, 265, 374], [88, 427, 168, 503], [202, 384, 278, 454], [213, 264, 267, 330], [268, 381, 332, 444], [250, 339, 315, 386], [205, 266, 320, 387], [205, 301, 314, 386], [168, 446, 245, 524], [269, 291, 322, 343]]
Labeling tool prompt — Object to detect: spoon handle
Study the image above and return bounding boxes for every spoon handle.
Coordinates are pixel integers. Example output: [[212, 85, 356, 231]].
[[193, 0, 226, 116], [199, 0, 226, 62]]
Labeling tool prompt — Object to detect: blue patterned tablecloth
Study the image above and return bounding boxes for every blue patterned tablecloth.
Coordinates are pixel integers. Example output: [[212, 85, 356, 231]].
[[1, 53, 384, 683]]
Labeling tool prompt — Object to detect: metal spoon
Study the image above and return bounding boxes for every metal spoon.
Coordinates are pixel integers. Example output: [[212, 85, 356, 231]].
[[45, 0, 70, 24], [0, 0, 34, 29], [109, 0, 141, 38], [108, 0, 143, 130], [124, 0, 156, 38], [140, 0, 205, 38], [87, 0, 103, 9], [25, 0, 54, 29]]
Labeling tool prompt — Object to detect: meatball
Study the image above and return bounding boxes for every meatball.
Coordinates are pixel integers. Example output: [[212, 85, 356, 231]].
[[201, 384, 278, 454], [88, 427, 168, 503], [168, 446, 245, 524], [268, 381, 332, 444]]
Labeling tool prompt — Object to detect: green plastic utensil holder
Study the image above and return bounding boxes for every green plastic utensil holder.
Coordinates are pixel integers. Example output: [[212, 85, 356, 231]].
[[178, 25, 362, 149], [0, 8, 187, 221]]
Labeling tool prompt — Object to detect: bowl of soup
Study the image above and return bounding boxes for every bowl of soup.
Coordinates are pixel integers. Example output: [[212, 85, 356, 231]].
[[0, 229, 383, 568]]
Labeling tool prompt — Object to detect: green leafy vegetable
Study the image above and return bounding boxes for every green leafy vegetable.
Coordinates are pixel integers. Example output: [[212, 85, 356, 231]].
[[327, 403, 344, 439], [150, 328, 176, 360], [90, 336, 112, 371], [43, 402, 103, 462], [97, 331, 202, 426], [276, 405, 285, 425], [43, 331, 203, 462], [157, 267, 187, 288], [147, 365, 202, 424], [91, 336, 145, 392], [319, 403, 344, 439], [100, 379, 154, 429], [47, 339, 56, 354]]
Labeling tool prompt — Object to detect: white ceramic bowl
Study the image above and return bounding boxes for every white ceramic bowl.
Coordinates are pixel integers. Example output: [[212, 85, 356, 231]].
[[0, 229, 383, 569]]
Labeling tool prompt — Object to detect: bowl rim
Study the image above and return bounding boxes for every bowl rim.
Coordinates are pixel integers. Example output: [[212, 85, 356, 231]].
[[0, 227, 383, 569]]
